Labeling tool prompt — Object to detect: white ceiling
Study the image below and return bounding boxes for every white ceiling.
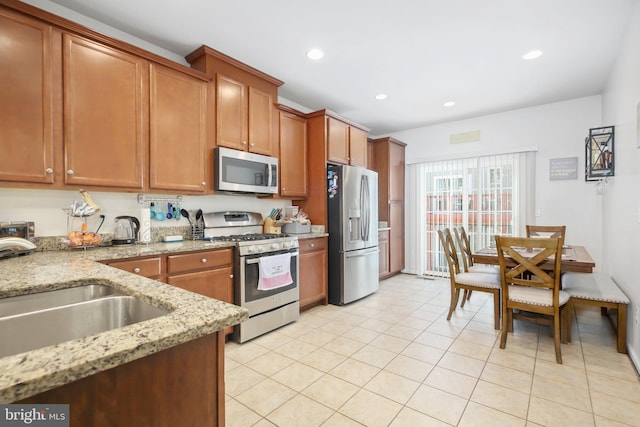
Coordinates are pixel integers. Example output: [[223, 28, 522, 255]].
[[48, 0, 636, 135]]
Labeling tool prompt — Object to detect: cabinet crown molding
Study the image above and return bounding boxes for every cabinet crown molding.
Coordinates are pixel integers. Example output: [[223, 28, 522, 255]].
[[186, 45, 284, 87], [305, 109, 370, 133]]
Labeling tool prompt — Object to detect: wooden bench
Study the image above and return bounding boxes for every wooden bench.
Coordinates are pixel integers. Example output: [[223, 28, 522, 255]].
[[561, 272, 630, 353]]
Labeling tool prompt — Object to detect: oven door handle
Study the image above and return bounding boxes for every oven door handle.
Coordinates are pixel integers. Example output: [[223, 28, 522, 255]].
[[245, 251, 299, 264]]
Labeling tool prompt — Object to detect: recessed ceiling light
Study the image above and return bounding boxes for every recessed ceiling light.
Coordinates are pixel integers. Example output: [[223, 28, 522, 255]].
[[522, 49, 543, 60], [375, 94, 387, 100], [443, 101, 456, 107], [306, 49, 324, 60]]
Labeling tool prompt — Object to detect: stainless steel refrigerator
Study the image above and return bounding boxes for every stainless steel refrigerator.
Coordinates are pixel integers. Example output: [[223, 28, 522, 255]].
[[327, 164, 379, 305]]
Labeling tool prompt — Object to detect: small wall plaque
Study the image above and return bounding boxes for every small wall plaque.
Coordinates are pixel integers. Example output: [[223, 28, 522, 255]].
[[550, 157, 578, 181]]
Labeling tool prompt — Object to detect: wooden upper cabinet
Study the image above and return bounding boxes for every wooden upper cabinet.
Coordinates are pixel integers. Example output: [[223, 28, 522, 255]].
[[327, 117, 350, 164], [216, 73, 247, 151], [0, 8, 59, 184], [248, 87, 274, 155], [389, 140, 405, 201], [349, 127, 368, 167], [215, 74, 274, 155], [187, 46, 283, 158], [279, 108, 307, 197], [216, 74, 273, 155], [326, 116, 368, 166], [63, 33, 147, 189], [149, 63, 208, 193]]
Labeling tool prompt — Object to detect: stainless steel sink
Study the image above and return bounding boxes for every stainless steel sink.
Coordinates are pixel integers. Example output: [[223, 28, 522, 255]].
[[0, 284, 122, 317], [0, 287, 171, 358]]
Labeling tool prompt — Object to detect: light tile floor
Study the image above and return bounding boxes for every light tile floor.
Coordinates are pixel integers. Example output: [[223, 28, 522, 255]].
[[224, 274, 640, 426]]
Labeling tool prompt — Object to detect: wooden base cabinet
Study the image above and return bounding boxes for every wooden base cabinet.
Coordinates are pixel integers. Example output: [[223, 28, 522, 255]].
[[378, 229, 390, 278], [105, 248, 235, 336], [167, 248, 235, 336], [298, 237, 328, 310], [104, 256, 163, 280], [19, 332, 226, 427]]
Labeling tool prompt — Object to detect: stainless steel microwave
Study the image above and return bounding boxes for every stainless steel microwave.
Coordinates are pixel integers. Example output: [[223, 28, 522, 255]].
[[214, 147, 278, 194]]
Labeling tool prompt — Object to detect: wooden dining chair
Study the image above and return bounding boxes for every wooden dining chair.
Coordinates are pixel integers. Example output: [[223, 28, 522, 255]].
[[526, 225, 566, 239], [438, 228, 501, 329], [453, 227, 500, 274], [495, 235, 571, 364], [453, 226, 499, 302]]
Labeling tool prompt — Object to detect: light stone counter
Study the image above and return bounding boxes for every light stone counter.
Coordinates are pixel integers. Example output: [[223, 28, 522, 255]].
[[0, 241, 247, 403]]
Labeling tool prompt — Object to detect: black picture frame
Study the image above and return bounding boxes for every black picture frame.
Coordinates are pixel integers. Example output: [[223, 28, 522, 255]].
[[585, 126, 614, 181]]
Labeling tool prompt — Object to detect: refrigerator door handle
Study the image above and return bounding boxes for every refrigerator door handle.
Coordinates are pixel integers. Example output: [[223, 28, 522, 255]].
[[363, 175, 370, 241], [345, 248, 380, 259], [361, 175, 371, 241]]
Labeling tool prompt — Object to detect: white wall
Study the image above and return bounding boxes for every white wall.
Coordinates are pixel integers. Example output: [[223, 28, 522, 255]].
[[0, 188, 290, 237], [601, 1, 640, 370], [389, 95, 604, 268]]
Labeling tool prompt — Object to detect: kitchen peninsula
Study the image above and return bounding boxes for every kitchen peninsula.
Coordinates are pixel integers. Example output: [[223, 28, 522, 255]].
[[0, 241, 248, 426]]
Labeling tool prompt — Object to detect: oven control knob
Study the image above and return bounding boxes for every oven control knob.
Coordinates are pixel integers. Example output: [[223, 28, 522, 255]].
[[246, 246, 255, 254], [271, 243, 279, 250]]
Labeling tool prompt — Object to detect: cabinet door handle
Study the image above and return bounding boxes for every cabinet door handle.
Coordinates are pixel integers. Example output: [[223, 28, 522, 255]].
[[133, 267, 141, 273], [201, 181, 206, 186], [201, 258, 207, 264], [229, 274, 234, 279], [250, 143, 254, 147], [66, 169, 74, 175], [282, 187, 286, 191], [45, 168, 53, 174], [242, 141, 247, 145], [309, 243, 315, 247]]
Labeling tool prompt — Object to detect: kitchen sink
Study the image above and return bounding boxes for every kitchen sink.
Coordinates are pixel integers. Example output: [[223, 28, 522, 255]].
[[0, 286, 171, 358], [0, 284, 123, 317]]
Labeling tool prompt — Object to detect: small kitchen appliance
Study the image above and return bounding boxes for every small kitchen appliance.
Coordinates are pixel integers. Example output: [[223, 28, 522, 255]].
[[203, 211, 299, 343], [0, 221, 35, 241], [0, 221, 37, 259], [112, 216, 140, 245]]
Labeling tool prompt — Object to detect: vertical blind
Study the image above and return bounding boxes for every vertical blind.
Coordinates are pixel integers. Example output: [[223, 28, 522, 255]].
[[405, 151, 535, 277]]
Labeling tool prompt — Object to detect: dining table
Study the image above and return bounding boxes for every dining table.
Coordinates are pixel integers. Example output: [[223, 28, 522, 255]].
[[473, 244, 596, 273]]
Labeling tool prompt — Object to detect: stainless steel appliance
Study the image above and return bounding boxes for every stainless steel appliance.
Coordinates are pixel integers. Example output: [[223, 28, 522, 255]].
[[0, 221, 37, 259], [112, 216, 139, 245], [214, 147, 279, 195], [203, 211, 299, 343], [0, 221, 35, 241], [327, 164, 379, 305]]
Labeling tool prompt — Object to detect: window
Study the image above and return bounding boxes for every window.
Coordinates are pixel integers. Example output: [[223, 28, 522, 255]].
[[405, 152, 534, 277]]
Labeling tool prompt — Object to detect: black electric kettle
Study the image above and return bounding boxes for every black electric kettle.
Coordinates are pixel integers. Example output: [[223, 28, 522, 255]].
[[112, 216, 140, 245]]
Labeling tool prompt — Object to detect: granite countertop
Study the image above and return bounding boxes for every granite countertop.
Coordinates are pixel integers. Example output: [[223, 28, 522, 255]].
[[0, 241, 249, 403]]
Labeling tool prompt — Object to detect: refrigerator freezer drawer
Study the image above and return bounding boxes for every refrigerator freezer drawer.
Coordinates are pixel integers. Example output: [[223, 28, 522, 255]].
[[341, 247, 380, 304]]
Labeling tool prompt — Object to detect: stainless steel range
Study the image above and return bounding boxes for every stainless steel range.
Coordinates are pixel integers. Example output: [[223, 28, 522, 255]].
[[203, 211, 299, 343]]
